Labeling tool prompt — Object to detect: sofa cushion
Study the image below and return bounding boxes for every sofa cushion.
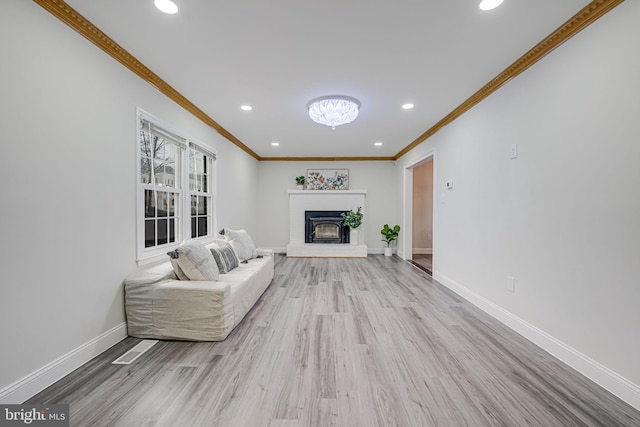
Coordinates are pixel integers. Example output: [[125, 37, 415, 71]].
[[167, 240, 219, 281], [124, 262, 177, 286], [210, 242, 239, 274], [223, 228, 257, 261]]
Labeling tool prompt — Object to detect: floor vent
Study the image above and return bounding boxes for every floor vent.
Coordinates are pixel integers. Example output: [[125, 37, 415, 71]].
[[112, 340, 158, 365]]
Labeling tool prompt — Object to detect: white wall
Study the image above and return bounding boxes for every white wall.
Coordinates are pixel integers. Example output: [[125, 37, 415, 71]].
[[0, 1, 258, 402], [398, 0, 640, 400], [257, 161, 399, 251], [412, 160, 433, 252]]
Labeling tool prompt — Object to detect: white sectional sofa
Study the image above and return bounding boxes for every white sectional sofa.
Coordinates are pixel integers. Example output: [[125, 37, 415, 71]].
[[124, 245, 274, 341]]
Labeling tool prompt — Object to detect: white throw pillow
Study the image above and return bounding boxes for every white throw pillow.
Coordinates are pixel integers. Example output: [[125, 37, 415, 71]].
[[167, 240, 219, 281], [222, 228, 257, 261], [169, 258, 189, 281]]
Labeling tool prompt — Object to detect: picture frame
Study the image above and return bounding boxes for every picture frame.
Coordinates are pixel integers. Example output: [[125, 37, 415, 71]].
[[306, 169, 349, 190]]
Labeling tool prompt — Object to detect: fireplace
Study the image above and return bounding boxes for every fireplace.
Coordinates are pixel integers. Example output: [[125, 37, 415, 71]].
[[305, 211, 350, 244], [286, 189, 367, 257]]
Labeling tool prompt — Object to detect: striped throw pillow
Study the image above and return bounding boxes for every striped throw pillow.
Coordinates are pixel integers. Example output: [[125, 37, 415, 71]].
[[210, 242, 239, 274]]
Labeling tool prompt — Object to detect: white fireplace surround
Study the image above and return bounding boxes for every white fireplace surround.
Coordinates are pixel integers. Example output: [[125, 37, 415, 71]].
[[286, 190, 367, 257]]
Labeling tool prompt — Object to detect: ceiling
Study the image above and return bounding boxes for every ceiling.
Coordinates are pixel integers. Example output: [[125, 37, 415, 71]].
[[62, 0, 591, 159]]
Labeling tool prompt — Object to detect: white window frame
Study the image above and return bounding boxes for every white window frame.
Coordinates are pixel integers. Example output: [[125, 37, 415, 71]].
[[136, 108, 217, 265]]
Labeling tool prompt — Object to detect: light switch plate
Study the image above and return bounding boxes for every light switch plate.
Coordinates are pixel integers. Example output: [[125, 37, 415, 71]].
[[510, 143, 518, 159]]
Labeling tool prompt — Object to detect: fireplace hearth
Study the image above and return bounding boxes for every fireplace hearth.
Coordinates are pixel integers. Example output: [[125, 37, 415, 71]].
[[305, 211, 350, 244]]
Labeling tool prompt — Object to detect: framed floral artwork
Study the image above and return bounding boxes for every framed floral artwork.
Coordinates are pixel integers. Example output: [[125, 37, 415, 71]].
[[306, 169, 349, 190]]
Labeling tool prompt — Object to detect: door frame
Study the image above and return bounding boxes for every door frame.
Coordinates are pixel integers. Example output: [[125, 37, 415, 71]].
[[401, 151, 436, 269]]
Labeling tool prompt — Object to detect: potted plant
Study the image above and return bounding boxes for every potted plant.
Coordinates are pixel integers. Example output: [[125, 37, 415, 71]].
[[341, 207, 363, 246], [380, 224, 400, 256], [295, 175, 305, 190]]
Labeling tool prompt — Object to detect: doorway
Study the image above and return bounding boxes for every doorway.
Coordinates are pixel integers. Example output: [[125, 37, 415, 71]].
[[401, 152, 435, 275], [411, 160, 433, 274]]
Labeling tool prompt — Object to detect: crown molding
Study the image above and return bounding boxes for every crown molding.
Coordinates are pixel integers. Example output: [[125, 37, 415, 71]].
[[260, 156, 395, 162], [32, 0, 261, 161], [34, 0, 622, 163], [393, 0, 624, 160]]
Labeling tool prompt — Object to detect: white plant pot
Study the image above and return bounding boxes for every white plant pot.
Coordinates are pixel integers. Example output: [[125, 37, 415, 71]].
[[350, 228, 359, 246], [296, 184, 304, 190], [384, 247, 393, 256]]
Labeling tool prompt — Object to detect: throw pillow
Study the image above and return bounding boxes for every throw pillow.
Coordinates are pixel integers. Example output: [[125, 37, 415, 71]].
[[223, 228, 257, 261], [167, 240, 219, 281], [169, 258, 189, 281], [209, 242, 239, 274]]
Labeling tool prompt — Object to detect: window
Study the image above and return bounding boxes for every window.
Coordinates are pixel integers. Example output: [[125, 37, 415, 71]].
[[137, 109, 216, 263], [189, 145, 212, 239]]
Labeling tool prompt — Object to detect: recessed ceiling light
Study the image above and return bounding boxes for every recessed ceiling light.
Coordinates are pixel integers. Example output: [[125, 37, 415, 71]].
[[402, 103, 414, 110], [240, 105, 253, 111], [374, 142, 383, 146], [479, 0, 503, 11], [154, 0, 178, 14], [271, 142, 280, 146]]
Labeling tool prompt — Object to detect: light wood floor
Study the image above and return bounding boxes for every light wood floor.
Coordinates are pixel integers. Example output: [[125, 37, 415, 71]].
[[29, 255, 640, 426], [411, 253, 432, 274]]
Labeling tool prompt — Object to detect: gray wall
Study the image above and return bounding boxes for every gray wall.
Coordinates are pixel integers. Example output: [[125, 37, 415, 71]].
[[0, 1, 259, 399], [397, 0, 640, 389]]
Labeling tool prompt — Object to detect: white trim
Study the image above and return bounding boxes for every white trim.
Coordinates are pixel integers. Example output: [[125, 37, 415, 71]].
[[434, 272, 640, 411], [263, 246, 287, 254], [136, 108, 218, 266], [401, 150, 436, 263], [0, 323, 127, 404], [401, 167, 412, 260], [412, 248, 433, 255], [368, 247, 387, 255]]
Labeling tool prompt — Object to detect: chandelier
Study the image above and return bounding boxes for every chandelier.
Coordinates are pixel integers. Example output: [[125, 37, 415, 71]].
[[307, 96, 361, 130]]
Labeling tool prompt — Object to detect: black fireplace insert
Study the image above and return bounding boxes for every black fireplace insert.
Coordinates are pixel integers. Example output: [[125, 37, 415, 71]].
[[305, 210, 350, 244]]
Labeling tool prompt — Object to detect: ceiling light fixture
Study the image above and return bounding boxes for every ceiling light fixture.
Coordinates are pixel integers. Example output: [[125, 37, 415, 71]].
[[374, 142, 383, 146], [154, 0, 178, 14], [307, 96, 360, 130], [402, 103, 414, 110], [240, 105, 253, 111], [479, 0, 503, 11], [271, 142, 280, 146]]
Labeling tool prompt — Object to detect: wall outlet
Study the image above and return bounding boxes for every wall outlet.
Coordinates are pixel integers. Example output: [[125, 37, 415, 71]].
[[446, 180, 454, 189], [507, 276, 515, 292]]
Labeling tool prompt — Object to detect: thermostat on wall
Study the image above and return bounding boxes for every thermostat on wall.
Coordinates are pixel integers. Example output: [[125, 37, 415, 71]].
[[446, 180, 454, 189]]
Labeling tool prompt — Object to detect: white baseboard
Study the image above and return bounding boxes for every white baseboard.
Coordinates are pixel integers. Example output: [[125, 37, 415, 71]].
[[264, 246, 286, 254], [434, 272, 640, 411], [412, 248, 433, 255], [0, 322, 128, 404]]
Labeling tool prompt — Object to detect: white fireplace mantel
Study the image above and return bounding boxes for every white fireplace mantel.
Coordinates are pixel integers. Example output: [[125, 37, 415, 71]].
[[286, 190, 367, 257]]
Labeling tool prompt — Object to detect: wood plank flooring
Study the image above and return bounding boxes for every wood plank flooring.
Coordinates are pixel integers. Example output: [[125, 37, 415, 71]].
[[411, 254, 432, 275], [28, 255, 640, 426]]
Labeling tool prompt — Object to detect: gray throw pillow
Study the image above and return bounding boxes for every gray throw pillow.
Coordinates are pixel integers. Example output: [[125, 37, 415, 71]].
[[167, 240, 219, 281], [210, 242, 239, 274]]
